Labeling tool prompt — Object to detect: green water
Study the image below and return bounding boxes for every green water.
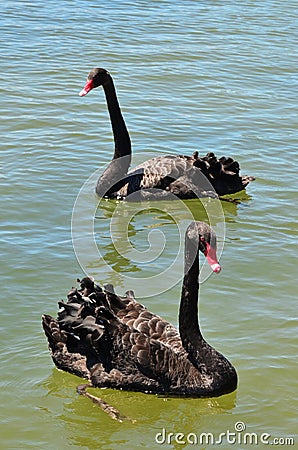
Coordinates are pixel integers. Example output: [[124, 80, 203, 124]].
[[1, 1, 297, 448]]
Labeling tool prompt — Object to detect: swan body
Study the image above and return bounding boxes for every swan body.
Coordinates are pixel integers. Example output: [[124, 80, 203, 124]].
[[79, 68, 254, 200], [42, 222, 237, 397]]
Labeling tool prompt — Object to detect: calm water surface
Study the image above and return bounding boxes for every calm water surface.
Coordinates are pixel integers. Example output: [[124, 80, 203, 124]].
[[1, 1, 297, 449]]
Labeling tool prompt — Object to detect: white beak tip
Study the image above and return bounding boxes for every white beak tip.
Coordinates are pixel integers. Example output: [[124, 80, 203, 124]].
[[211, 263, 221, 273]]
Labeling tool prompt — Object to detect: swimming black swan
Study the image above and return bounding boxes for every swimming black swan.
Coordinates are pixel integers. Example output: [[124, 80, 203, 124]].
[[79, 68, 254, 200], [42, 222, 237, 420]]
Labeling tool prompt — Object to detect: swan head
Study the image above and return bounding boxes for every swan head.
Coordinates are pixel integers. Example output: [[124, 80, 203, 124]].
[[186, 221, 221, 273], [79, 68, 111, 96]]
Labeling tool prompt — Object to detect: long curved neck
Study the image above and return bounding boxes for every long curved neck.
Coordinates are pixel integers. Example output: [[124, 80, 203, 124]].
[[179, 241, 218, 376], [96, 77, 132, 197], [179, 233, 238, 392], [179, 239, 203, 356], [103, 77, 131, 160]]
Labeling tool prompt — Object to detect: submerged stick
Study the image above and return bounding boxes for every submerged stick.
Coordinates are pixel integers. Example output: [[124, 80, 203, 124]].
[[219, 196, 241, 204], [77, 384, 130, 423]]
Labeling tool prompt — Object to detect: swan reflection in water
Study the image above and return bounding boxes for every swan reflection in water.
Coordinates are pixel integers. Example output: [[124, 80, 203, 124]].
[[40, 368, 237, 432], [92, 194, 224, 291], [91, 189, 249, 288]]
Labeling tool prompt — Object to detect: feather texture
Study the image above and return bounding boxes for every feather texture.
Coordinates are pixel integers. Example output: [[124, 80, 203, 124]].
[[79, 68, 254, 199], [42, 222, 237, 397]]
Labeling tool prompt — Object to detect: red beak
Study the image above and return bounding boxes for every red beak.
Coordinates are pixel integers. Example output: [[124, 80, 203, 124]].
[[204, 242, 221, 273], [79, 79, 94, 97]]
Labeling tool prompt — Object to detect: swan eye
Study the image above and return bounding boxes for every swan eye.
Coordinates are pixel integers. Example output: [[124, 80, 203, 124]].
[[199, 236, 207, 253]]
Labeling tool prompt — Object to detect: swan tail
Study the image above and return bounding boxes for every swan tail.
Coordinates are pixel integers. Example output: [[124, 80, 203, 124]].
[[42, 314, 91, 378], [42, 314, 67, 349], [197, 153, 255, 195], [241, 175, 255, 188]]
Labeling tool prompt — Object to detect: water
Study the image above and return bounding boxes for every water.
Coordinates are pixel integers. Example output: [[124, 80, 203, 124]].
[[1, 0, 297, 448]]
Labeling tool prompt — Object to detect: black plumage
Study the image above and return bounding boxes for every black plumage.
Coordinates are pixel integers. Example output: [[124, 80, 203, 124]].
[[79, 68, 254, 200], [42, 222, 237, 400]]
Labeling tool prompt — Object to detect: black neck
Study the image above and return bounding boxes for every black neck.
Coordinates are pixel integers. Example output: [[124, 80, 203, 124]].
[[95, 76, 132, 197], [103, 77, 131, 160], [179, 232, 238, 391], [179, 244, 202, 348]]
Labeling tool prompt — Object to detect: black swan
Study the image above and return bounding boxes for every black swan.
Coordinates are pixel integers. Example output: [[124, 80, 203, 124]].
[[42, 222, 237, 420], [79, 68, 254, 200]]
